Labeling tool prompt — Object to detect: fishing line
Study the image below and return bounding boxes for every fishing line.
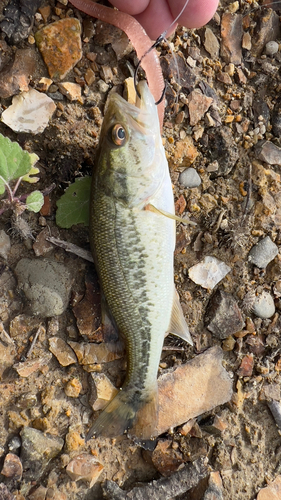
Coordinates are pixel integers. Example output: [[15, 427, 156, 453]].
[[134, 0, 190, 102]]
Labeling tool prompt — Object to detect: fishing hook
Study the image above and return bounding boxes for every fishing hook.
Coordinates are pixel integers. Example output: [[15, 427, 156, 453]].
[[133, 0, 190, 104]]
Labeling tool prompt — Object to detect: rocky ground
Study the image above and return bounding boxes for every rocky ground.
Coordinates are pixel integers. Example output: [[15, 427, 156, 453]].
[[0, 0, 281, 499]]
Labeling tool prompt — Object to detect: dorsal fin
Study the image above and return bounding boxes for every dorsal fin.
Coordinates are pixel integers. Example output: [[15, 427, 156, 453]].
[[168, 289, 193, 345]]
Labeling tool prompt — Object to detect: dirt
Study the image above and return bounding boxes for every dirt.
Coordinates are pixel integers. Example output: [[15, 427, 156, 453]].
[[0, 0, 281, 499]]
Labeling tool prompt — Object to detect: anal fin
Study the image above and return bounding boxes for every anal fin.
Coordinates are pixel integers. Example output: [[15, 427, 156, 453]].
[[167, 288, 193, 345]]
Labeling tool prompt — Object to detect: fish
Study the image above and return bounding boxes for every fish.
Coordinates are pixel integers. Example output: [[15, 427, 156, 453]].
[[88, 80, 193, 441]]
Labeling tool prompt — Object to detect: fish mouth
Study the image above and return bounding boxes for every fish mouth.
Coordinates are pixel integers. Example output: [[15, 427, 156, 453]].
[[104, 80, 159, 135]]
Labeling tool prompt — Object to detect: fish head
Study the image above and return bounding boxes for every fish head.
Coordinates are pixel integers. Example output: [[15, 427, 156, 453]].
[[95, 80, 167, 207]]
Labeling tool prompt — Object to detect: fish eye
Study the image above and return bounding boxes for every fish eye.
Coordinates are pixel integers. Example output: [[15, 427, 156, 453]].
[[111, 124, 127, 146]]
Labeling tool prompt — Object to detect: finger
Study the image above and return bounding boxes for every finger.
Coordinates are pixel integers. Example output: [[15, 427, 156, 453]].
[[135, 0, 219, 40], [172, 0, 219, 29]]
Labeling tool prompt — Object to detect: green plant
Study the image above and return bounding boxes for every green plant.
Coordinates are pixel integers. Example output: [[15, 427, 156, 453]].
[[0, 133, 44, 216], [56, 176, 91, 228]]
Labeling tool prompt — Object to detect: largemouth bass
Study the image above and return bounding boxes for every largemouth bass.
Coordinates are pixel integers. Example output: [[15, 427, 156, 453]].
[[88, 80, 193, 440]]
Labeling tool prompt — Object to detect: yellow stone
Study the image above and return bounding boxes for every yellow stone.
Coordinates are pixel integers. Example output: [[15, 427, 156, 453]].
[[35, 18, 82, 80]]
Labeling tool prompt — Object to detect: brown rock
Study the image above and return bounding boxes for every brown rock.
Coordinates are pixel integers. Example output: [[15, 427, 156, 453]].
[[66, 454, 103, 487], [0, 48, 35, 98], [0, 484, 16, 500], [172, 136, 198, 167], [175, 195, 186, 215], [1, 453, 23, 480], [72, 272, 105, 342], [65, 430, 85, 452], [179, 418, 197, 436], [237, 354, 254, 377], [45, 488, 67, 500], [28, 485, 48, 500], [49, 338, 77, 366], [236, 68, 247, 84], [38, 5, 51, 23], [90, 372, 118, 411], [255, 140, 281, 166], [14, 353, 52, 377], [252, 9, 280, 56], [203, 471, 223, 500], [64, 378, 82, 398], [242, 32, 252, 51], [84, 67, 95, 86], [156, 346, 233, 435], [0, 341, 15, 379], [217, 72, 232, 85], [58, 82, 83, 102], [151, 440, 184, 476], [35, 18, 82, 80], [33, 229, 54, 257], [68, 341, 123, 365], [203, 27, 220, 59], [257, 475, 281, 499], [187, 90, 213, 126], [220, 13, 243, 64]]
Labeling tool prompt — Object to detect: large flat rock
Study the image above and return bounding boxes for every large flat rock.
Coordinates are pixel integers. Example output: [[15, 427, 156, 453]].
[[156, 346, 233, 435]]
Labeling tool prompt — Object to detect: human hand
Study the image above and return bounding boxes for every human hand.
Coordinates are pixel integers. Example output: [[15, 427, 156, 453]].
[[108, 0, 219, 39]]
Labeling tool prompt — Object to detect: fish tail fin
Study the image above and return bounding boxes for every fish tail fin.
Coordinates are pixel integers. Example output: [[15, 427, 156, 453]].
[[86, 386, 158, 441]]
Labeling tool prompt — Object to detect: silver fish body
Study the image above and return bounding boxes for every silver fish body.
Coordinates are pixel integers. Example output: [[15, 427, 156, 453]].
[[88, 81, 192, 440]]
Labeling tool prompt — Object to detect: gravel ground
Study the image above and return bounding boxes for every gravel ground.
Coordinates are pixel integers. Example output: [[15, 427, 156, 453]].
[[0, 0, 281, 499]]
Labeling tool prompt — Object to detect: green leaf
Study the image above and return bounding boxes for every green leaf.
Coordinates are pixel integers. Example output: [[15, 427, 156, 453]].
[[25, 191, 44, 213], [56, 176, 92, 228], [0, 134, 39, 194], [22, 165, 40, 184]]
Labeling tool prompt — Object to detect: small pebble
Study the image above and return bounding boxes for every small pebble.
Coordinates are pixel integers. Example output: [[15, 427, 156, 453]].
[[188, 256, 231, 290], [49, 337, 77, 366], [205, 290, 244, 339], [90, 372, 118, 410], [252, 291, 275, 319], [97, 79, 109, 93], [66, 454, 103, 487], [179, 168, 201, 188], [255, 140, 281, 166], [65, 378, 82, 398], [0, 230, 11, 259], [264, 40, 279, 56], [20, 427, 64, 481], [1, 453, 23, 480], [248, 236, 278, 268], [8, 436, 21, 454]]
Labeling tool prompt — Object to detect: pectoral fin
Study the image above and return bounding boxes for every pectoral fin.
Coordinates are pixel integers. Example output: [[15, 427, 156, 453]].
[[145, 204, 196, 226], [168, 289, 193, 345]]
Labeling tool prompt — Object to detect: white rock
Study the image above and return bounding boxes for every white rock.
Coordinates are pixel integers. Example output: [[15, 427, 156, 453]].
[[66, 454, 103, 487], [248, 236, 278, 268], [179, 168, 201, 188], [1, 88, 56, 134], [0, 230, 11, 259], [264, 41, 279, 56], [252, 291, 275, 319], [188, 256, 231, 290]]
